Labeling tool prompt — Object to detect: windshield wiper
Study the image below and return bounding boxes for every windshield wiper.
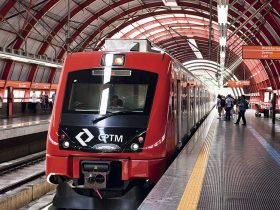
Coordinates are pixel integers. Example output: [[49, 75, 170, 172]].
[[92, 111, 137, 124]]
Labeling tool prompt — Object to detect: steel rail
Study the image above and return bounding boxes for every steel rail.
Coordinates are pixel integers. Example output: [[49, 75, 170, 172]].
[[0, 151, 46, 194], [0, 170, 45, 194], [0, 151, 46, 174]]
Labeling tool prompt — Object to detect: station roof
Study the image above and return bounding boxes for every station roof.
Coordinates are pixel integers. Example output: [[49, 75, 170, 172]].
[[0, 0, 279, 94]]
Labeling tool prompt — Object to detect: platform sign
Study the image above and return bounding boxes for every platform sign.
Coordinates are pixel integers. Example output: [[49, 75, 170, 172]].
[[242, 46, 280, 59], [5, 81, 31, 88], [31, 83, 51, 90], [227, 80, 250, 88]]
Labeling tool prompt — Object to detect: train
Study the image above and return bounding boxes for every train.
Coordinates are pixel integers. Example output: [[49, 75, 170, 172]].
[[46, 39, 215, 208]]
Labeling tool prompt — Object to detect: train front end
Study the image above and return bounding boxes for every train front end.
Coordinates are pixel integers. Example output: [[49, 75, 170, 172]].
[[46, 51, 172, 197]]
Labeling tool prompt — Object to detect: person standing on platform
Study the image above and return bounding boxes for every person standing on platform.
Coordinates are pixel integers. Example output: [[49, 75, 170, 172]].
[[235, 96, 241, 115], [42, 93, 48, 112], [221, 95, 226, 117], [40, 93, 44, 110], [225, 94, 234, 121], [216, 95, 223, 119], [51, 92, 56, 104], [31, 92, 37, 113], [234, 95, 248, 126], [0, 96, 2, 115]]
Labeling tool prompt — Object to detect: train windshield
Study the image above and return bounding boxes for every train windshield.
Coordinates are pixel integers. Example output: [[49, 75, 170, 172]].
[[62, 69, 158, 115]]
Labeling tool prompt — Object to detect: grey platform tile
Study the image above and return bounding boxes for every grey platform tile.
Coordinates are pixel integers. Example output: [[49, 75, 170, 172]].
[[224, 199, 280, 210], [139, 111, 216, 210], [144, 175, 187, 202], [240, 110, 280, 152], [0, 123, 49, 140], [163, 168, 193, 178], [0, 115, 50, 126], [139, 201, 179, 210], [197, 114, 280, 210], [167, 156, 198, 171]]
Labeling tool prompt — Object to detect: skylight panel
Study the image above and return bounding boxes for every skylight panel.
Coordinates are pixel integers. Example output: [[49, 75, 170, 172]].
[[188, 39, 203, 59], [138, 17, 155, 24], [144, 23, 161, 30], [121, 25, 134, 34]]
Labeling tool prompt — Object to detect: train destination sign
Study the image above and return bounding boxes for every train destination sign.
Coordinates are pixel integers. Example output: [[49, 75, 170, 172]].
[[227, 80, 250, 88], [242, 46, 280, 60]]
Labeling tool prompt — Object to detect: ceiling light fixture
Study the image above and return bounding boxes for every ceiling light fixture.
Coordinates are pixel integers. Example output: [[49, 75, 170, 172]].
[[217, 1, 229, 89], [0, 52, 62, 68], [219, 37, 227, 47], [217, 5, 228, 24]]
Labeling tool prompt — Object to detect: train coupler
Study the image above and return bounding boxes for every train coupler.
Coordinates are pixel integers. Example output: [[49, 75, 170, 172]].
[[81, 161, 111, 189]]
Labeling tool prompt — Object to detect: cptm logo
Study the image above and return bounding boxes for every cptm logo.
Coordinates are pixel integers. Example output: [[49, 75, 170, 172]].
[[75, 129, 94, 146], [75, 129, 124, 146], [98, 134, 123, 143]]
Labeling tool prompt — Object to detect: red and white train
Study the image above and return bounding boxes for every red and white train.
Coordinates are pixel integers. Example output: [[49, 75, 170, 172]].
[[46, 39, 214, 207]]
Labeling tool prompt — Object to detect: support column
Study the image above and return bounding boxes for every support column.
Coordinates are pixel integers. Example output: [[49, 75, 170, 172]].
[[7, 86, 13, 117], [272, 93, 276, 124]]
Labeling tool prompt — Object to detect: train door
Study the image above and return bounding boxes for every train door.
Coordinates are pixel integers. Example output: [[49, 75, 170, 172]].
[[190, 84, 195, 129], [200, 89, 203, 118], [193, 86, 197, 126], [181, 78, 188, 136], [201, 89, 205, 117], [204, 90, 207, 115], [197, 87, 201, 121], [176, 79, 182, 145], [186, 81, 190, 134], [170, 78, 178, 148]]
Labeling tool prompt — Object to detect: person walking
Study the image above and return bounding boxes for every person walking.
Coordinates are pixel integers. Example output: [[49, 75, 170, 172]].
[[42, 94, 49, 112], [216, 95, 223, 119], [40, 93, 44, 110], [234, 95, 248, 126], [0, 96, 3, 116], [31, 92, 37, 113], [221, 95, 226, 117]]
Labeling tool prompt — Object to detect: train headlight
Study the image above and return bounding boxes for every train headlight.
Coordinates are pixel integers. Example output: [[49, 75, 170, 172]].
[[123, 130, 146, 152], [101, 54, 125, 66], [131, 143, 139, 151], [63, 141, 70, 148], [114, 56, 124, 65]]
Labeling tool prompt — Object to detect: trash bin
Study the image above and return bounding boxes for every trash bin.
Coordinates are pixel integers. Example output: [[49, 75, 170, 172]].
[[264, 109, 269, 118]]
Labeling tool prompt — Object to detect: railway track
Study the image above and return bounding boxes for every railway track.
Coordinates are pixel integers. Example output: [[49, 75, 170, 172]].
[[0, 151, 46, 194]]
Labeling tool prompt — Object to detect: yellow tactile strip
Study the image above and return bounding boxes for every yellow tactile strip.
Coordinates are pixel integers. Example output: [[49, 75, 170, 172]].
[[177, 119, 216, 210]]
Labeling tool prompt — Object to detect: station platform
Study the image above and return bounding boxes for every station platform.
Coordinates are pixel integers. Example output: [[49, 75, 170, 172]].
[[139, 110, 280, 210], [0, 115, 50, 140]]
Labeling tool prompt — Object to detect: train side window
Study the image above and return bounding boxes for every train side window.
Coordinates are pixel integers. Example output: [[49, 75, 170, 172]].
[[191, 87, 194, 111]]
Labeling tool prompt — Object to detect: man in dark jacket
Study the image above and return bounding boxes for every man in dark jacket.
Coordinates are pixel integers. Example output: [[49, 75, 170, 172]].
[[234, 95, 248, 126]]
